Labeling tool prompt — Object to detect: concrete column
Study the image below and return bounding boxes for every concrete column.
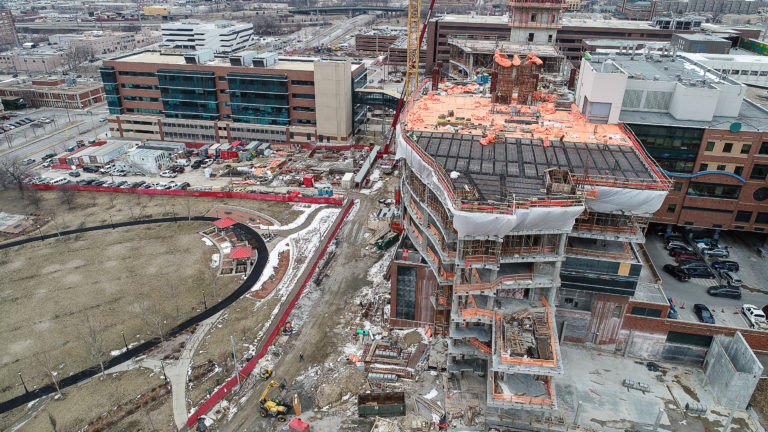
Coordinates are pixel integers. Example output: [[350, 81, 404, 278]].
[[653, 408, 664, 431], [713, 229, 720, 240], [723, 410, 735, 432], [666, 224, 673, 235], [624, 330, 635, 357], [560, 321, 567, 343], [573, 400, 583, 425]]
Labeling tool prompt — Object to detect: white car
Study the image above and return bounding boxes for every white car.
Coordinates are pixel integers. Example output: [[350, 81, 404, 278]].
[[21, 158, 35, 165], [159, 170, 177, 178], [742, 305, 768, 330], [51, 177, 69, 185]]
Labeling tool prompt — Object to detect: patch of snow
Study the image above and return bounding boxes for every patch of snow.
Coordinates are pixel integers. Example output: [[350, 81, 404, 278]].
[[248, 239, 290, 293], [110, 348, 126, 356], [371, 180, 384, 193], [201, 237, 213, 246], [220, 242, 232, 254], [210, 253, 220, 268], [253, 203, 323, 231], [424, 389, 438, 399]]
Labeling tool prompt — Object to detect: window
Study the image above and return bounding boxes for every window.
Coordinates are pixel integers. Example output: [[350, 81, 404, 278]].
[[667, 204, 677, 213], [756, 227, 765, 232], [528, 33, 534, 42], [673, 182, 683, 191], [716, 164, 726, 171], [751, 71, 759, 76], [756, 212, 768, 225], [218, 76, 226, 82], [722, 142, 733, 153], [686, 182, 741, 199], [684, 221, 694, 226], [547, 34, 553, 43], [318, 135, 323, 142], [760, 142, 768, 155], [741, 143, 752, 154], [306, 133, 311, 140], [630, 307, 662, 318], [612, 305, 622, 318], [754, 187, 768, 202], [291, 80, 315, 86], [734, 226, 745, 230], [531, 13, 537, 22], [289, 132, 294, 139], [735, 211, 752, 223], [734, 166, 743, 177], [292, 93, 315, 100], [750, 164, 768, 180], [713, 224, 723, 229], [705, 141, 715, 151], [699, 163, 708, 172]]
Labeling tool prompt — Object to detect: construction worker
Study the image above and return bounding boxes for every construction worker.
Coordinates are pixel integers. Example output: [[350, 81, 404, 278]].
[[299, 352, 304, 362]]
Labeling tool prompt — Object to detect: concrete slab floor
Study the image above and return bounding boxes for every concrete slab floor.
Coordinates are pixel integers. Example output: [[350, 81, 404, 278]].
[[555, 344, 760, 431]]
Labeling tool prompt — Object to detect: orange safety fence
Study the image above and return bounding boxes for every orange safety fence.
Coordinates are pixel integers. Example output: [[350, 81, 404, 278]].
[[465, 255, 499, 267], [468, 337, 491, 354], [496, 296, 558, 368], [410, 221, 424, 244], [455, 273, 533, 293], [426, 246, 439, 266], [440, 266, 455, 281], [460, 307, 494, 318], [491, 374, 554, 405], [501, 246, 557, 255], [572, 221, 636, 235], [410, 198, 425, 223]]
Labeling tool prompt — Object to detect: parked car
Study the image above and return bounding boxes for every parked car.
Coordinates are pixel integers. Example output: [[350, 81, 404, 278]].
[[201, 159, 214, 168], [41, 153, 56, 160], [173, 182, 190, 190], [92, 180, 106, 186], [159, 170, 177, 178], [51, 177, 69, 185], [687, 267, 716, 279], [665, 240, 692, 251], [675, 253, 699, 263], [702, 247, 729, 258], [668, 246, 695, 257], [115, 181, 127, 187], [21, 158, 35, 165], [68, 170, 80, 177], [693, 237, 718, 246], [42, 160, 53, 168], [82, 165, 100, 173], [742, 305, 768, 329], [169, 165, 185, 173], [707, 285, 742, 299], [191, 159, 202, 169], [693, 304, 715, 324], [719, 270, 742, 287], [711, 260, 739, 272], [663, 264, 690, 281], [679, 260, 708, 270]]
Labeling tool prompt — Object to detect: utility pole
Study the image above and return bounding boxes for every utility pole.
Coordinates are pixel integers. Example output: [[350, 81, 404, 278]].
[[18, 372, 28, 393]]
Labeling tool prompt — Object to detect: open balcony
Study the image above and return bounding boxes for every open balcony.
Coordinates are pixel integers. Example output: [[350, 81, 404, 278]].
[[488, 373, 557, 411], [570, 211, 649, 243]]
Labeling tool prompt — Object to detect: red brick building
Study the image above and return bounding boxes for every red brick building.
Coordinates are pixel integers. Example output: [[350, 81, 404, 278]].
[[0, 78, 105, 109]]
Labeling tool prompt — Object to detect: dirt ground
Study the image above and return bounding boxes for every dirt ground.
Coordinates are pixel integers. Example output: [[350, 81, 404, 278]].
[[0, 188, 303, 241], [0, 221, 243, 404], [12, 368, 173, 432]]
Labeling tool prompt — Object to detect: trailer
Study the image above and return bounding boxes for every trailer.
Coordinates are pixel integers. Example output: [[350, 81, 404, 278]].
[[357, 392, 406, 418]]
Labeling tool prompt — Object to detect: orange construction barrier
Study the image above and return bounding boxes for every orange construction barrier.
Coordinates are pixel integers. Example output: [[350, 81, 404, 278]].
[[494, 49, 512, 67], [425, 325, 433, 338], [350, 354, 360, 365]]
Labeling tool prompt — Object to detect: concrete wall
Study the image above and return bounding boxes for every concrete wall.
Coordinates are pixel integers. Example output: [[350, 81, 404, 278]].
[[704, 332, 763, 409], [668, 83, 720, 121], [315, 59, 352, 144], [712, 82, 745, 117], [575, 60, 627, 124]]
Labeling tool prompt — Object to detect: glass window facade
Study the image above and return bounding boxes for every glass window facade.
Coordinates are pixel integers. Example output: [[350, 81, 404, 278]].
[[626, 124, 704, 174], [735, 211, 752, 223], [99, 66, 117, 84], [226, 73, 291, 125], [750, 164, 768, 181], [686, 182, 741, 200], [157, 70, 218, 121]]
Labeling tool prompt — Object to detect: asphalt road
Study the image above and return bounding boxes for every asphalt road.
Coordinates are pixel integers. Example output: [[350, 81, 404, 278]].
[[0, 104, 109, 164], [645, 233, 768, 329]]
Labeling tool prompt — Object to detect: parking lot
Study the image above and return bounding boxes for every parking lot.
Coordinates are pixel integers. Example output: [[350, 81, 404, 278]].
[[645, 229, 768, 330]]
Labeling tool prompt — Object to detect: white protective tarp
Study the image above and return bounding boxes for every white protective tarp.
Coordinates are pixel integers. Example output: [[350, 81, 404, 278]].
[[396, 126, 585, 237], [585, 186, 667, 217]]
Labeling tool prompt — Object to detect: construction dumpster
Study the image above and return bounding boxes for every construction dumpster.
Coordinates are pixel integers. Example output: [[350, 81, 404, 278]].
[[357, 392, 406, 417]]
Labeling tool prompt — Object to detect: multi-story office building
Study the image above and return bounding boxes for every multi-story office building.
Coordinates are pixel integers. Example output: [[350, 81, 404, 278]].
[[0, 49, 67, 74], [50, 29, 160, 56], [0, 78, 105, 109], [160, 20, 254, 54], [617, 0, 658, 21], [575, 50, 768, 233], [671, 33, 731, 55], [101, 50, 367, 147], [390, 70, 669, 427]]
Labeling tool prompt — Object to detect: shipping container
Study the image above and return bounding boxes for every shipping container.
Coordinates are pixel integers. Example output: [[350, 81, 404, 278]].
[[341, 172, 354, 189], [357, 392, 406, 417], [303, 174, 315, 187]]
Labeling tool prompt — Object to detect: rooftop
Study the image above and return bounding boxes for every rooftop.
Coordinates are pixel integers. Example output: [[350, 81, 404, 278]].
[[435, 14, 510, 25], [674, 33, 729, 42], [683, 51, 768, 65], [447, 39, 562, 58], [560, 18, 659, 30], [585, 51, 734, 85], [619, 99, 768, 132], [110, 51, 360, 72], [404, 92, 664, 201], [0, 79, 104, 92]]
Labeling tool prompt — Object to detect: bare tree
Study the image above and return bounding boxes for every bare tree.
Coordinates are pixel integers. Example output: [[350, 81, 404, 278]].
[[26, 188, 43, 210], [81, 314, 107, 377], [47, 411, 58, 432], [202, 251, 219, 300], [59, 188, 76, 209], [136, 298, 152, 336], [0, 157, 32, 195], [36, 351, 62, 398], [149, 302, 167, 343], [185, 196, 193, 221]]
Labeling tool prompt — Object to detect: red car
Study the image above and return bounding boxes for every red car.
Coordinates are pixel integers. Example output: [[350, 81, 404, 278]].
[[170, 165, 185, 173], [675, 253, 699, 263]]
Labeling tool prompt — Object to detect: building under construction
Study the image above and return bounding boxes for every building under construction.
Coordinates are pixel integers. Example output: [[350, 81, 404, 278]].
[[388, 39, 670, 426]]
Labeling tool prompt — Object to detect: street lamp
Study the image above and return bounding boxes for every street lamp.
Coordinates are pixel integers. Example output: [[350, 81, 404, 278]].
[[37, 225, 43, 242], [18, 372, 28, 393], [202, 289, 207, 310], [109, 213, 114, 229], [121, 330, 128, 351]]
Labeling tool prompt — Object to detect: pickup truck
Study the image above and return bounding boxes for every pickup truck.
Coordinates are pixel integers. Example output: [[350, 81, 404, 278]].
[[742, 305, 768, 330]]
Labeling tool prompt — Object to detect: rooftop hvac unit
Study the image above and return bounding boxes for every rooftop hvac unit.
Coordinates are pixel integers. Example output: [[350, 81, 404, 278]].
[[253, 52, 278, 68], [229, 51, 258, 67], [183, 49, 214, 65]]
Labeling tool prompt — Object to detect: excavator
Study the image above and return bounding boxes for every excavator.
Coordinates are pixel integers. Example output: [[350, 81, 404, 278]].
[[258, 380, 291, 422]]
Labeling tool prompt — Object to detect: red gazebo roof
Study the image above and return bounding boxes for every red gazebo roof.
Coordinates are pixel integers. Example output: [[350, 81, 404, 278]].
[[229, 246, 252, 259], [213, 217, 238, 229]]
